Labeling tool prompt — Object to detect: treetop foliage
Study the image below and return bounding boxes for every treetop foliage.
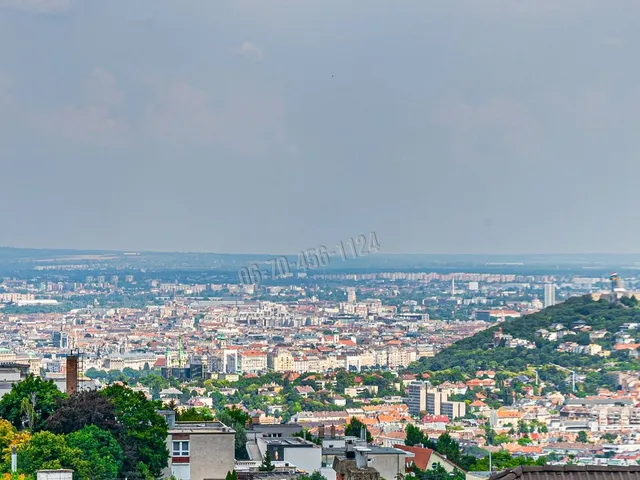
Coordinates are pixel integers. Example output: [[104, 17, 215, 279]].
[[413, 295, 640, 374], [0, 379, 168, 480]]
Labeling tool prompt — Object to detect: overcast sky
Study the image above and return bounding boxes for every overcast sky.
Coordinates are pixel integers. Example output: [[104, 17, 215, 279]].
[[1, 0, 639, 254]]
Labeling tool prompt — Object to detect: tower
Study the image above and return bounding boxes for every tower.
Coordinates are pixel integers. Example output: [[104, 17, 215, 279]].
[[347, 288, 356, 303], [544, 283, 556, 308], [178, 335, 184, 368], [66, 352, 79, 395], [451, 277, 455, 296]]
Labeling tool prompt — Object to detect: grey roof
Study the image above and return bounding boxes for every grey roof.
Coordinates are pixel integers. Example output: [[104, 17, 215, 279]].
[[565, 398, 634, 406], [490, 466, 640, 480], [323, 447, 406, 456]]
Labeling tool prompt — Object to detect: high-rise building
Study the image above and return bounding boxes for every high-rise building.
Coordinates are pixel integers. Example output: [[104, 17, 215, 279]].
[[52, 331, 69, 349], [407, 381, 427, 415], [544, 283, 556, 308], [441, 400, 466, 419], [407, 382, 466, 418], [347, 288, 357, 303], [426, 389, 443, 415]]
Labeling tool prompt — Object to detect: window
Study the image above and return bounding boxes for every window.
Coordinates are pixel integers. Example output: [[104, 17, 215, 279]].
[[172, 440, 189, 457]]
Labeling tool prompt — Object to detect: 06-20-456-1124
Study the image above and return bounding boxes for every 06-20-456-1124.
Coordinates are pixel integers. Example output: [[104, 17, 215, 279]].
[[238, 231, 380, 286]]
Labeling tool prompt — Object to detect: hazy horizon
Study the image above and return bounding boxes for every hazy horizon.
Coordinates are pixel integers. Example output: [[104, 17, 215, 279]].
[[5, 245, 640, 259], [2, 1, 639, 254]]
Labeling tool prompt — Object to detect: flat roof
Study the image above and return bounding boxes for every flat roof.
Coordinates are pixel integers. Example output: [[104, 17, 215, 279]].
[[323, 447, 406, 455], [261, 437, 320, 448], [169, 421, 235, 434]]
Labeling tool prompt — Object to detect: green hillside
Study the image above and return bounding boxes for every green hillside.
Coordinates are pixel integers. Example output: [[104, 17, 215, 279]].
[[410, 295, 640, 375]]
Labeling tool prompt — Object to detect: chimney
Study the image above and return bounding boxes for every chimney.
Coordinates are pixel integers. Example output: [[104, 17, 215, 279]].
[[66, 354, 79, 396], [345, 439, 356, 459], [355, 448, 371, 469], [330, 424, 336, 439], [11, 446, 17, 472], [319, 424, 325, 438]]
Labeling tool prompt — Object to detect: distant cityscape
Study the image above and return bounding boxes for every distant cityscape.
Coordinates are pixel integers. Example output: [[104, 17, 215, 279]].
[[2, 249, 640, 479]]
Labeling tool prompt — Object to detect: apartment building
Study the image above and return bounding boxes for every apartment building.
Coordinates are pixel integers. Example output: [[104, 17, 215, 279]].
[[239, 350, 268, 374], [406, 381, 466, 418], [159, 412, 236, 480], [407, 382, 427, 415], [268, 349, 294, 372]]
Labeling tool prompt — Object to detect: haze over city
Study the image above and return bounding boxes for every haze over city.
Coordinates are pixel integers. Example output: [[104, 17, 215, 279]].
[[5, 3, 640, 480], [1, 0, 640, 254]]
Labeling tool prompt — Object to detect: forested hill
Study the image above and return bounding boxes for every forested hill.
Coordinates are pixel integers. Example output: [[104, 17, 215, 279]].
[[410, 295, 640, 375]]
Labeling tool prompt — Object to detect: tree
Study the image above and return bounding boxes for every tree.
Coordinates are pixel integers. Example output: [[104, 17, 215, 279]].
[[67, 425, 125, 480], [517, 436, 533, 446], [405, 424, 423, 447], [0, 418, 31, 462], [225, 471, 239, 480], [517, 421, 529, 435], [16, 431, 90, 478], [292, 428, 322, 445], [45, 390, 120, 435], [411, 463, 463, 480], [577, 431, 589, 443], [435, 433, 461, 464], [177, 407, 214, 422], [0, 474, 36, 480], [483, 424, 497, 446], [470, 451, 546, 471], [298, 472, 328, 480], [0, 375, 64, 431], [217, 408, 249, 460], [259, 451, 275, 471], [493, 434, 511, 445], [101, 384, 169, 479], [345, 417, 372, 443]]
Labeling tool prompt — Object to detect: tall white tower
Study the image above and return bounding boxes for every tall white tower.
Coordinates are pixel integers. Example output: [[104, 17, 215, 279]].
[[451, 278, 456, 296], [544, 283, 556, 308], [347, 288, 356, 303]]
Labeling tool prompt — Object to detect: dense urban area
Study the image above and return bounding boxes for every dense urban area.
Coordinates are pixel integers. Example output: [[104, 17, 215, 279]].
[[4, 1, 639, 480], [1, 249, 640, 480]]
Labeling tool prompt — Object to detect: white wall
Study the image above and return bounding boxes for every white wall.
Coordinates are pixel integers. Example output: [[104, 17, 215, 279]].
[[172, 463, 190, 480], [284, 447, 322, 474], [37, 471, 73, 480]]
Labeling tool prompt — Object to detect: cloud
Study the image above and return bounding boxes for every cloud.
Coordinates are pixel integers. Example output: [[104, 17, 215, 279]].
[[232, 41, 264, 61], [34, 68, 128, 147], [431, 96, 541, 159], [141, 80, 219, 146], [2, 65, 288, 154], [467, 0, 597, 16], [0, 0, 71, 13], [139, 77, 290, 158]]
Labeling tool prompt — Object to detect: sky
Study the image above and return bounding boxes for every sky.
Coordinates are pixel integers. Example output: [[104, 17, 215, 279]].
[[1, 0, 639, 254]]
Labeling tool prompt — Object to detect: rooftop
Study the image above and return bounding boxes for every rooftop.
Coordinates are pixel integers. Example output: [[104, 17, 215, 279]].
[[323, 446, 406, 456], [169, 421, 236, 434], [490, 466, 640, 480], [261, 437, 320, 448]]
